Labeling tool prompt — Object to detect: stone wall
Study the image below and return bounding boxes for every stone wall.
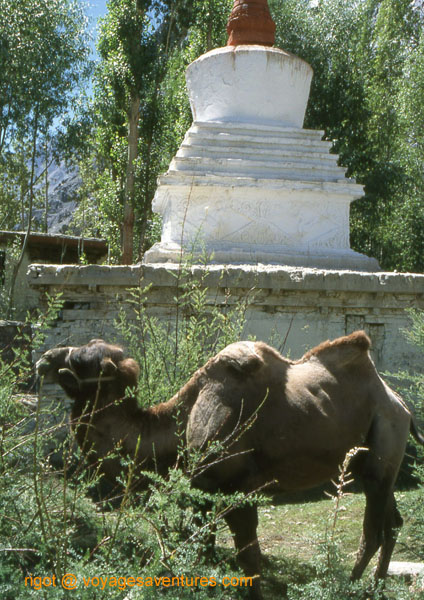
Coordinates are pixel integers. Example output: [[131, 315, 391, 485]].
[[0, 320, 33, 390], [28, 262, 424, 374], [0, 232, 107, 320], [11, 251, 42, 319]]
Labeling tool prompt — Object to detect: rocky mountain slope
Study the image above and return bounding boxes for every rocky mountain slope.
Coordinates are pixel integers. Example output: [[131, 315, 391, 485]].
[[31, 160, 81, 234]]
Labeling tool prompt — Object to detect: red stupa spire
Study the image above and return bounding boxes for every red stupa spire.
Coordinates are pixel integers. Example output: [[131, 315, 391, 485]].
[[227, 0, 276, 46]]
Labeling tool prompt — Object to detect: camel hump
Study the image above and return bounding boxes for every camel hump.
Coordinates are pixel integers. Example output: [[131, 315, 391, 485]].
[[302, 330, 371, 367], [214, 341, 264, 375]]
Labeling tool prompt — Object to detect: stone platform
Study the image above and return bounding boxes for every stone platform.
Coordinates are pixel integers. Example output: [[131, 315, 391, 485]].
[[28, 262, 424, 374]]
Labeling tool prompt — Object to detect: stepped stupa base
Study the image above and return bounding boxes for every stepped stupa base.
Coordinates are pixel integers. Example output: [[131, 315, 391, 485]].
[[144, 242, 379, 271], [144, 120, 378, 271]]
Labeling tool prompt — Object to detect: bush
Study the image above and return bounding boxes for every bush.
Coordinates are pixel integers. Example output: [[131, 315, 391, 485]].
[[115, 258, 254, 409], [395, 310, 424, 563], [0, 265, 254, 599]]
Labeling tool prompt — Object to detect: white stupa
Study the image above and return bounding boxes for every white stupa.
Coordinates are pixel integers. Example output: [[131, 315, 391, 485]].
[[144, 0, 379, 271]]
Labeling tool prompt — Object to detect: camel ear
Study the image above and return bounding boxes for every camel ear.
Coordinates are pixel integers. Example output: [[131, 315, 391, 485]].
[[58, 368, 80, 392], [100, 357, 118, 376], [118, 358, 140, 388]]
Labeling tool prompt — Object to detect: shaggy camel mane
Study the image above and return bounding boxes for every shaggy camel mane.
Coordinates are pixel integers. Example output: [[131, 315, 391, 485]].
[[300, 330, 371, 362], [146, 371, 204, 418]]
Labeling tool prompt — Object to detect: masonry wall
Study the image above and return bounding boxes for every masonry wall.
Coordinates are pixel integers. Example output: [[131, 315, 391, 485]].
[[28, 262, 424, 375], [10, 251, 41, 319]]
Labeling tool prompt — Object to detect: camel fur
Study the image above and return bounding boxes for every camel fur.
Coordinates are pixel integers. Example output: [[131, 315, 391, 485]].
[[36, 332, 424, 599], [36, 339, 198, 488]]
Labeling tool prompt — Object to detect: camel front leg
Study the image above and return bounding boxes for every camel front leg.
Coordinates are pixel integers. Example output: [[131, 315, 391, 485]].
[[224, 503, 263, 600]]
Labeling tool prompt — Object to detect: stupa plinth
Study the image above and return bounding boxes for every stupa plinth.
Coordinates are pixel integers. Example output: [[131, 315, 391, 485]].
[[144, 0, 379, 271]]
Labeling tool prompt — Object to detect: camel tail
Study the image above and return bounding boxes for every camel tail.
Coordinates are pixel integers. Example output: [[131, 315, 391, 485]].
[[386, 384, 424, 446], [410, 417, 424, 446]]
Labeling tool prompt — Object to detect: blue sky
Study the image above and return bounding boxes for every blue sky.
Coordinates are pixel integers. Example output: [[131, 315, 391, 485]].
[[86, 0, 108, 52], [87, 0, 107, 19]]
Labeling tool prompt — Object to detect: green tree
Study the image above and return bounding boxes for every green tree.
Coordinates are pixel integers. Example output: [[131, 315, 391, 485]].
[[0, 0, 91, 315], [95, 0, 149, 264], [272, 0, 424, 272], [0, 0, 90, 155], [73, 0, 233, 264], [87, 0, 198, 264], [391, 32, 424, 271], [354, 0, 423, 269]]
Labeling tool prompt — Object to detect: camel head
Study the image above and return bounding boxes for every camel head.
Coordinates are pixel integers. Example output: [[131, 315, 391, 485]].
[[36, 339, 140, 402]]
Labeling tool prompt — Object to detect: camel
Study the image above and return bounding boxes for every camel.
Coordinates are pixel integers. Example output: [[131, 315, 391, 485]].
[[36, 332, 424, 599], [35, 339, 182, 488]]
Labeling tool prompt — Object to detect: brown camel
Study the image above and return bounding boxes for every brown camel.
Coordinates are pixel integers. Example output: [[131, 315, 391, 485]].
[[36, 332, 424, 599], [36, 339, 183, 487]]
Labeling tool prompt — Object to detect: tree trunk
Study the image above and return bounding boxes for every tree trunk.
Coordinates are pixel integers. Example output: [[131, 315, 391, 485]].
[[121, 93, 140, 265], [44, 134, 49, 233], [8, 109, 38, 318]]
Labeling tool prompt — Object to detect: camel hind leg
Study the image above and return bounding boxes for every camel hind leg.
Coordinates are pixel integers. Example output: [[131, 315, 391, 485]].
[[351, 472, 392, 580], [351, 478, 403, 580], [375, 495, 403, 579], [351, 403, 410, 581]]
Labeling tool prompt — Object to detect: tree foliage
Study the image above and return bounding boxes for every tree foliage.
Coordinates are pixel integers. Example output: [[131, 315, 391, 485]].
[[71, 0, 232, 263], [0, 0, 91, 317], [0, 0, 91, 232], [271, 0, 424, 271]]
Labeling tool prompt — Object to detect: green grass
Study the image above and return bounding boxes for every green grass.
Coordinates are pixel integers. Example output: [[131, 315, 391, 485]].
[[217, 489, 424, 597]]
